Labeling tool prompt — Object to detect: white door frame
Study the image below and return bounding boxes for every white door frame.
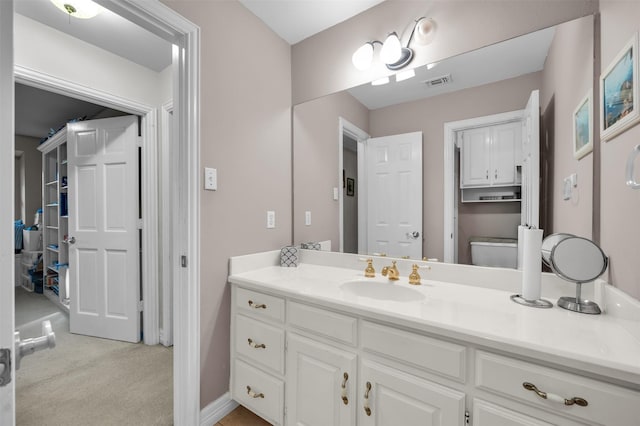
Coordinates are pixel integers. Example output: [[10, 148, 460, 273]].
[[5, 1, 201, 424], [338, 117, 369, 253], [443, 110, 523, 263], [160, 99, 173, 347]]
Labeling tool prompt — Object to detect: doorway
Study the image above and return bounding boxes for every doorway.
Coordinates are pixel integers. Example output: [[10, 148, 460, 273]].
[[0, 2, 201, 424]]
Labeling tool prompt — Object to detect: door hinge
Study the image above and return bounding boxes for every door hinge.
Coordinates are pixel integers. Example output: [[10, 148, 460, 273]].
[[137, 136, 143, 148], [138, 300, 144, 312], [181, 255, 188, 268], [465, 410, 470, 424], [0, 348, 11, 387], [137, 219, 143, 229]]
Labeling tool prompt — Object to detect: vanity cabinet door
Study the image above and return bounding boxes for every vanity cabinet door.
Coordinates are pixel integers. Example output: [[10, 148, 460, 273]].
[[359, 359, 465, 426], [461, 127, 492, 187], [286, 333, 357, 426], [473, 399, 557, 426]]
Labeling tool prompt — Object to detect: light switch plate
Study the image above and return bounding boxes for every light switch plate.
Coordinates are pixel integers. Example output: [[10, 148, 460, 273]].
[[267, 211, 275, 229], [333, 187, 339, 200], [204, 167, 217, 191], [563, 177, 572, 200], [305, 211, 311, 226]]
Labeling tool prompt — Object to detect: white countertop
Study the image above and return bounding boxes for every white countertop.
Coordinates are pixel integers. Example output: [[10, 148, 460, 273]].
[[229, 251, 640, 388]]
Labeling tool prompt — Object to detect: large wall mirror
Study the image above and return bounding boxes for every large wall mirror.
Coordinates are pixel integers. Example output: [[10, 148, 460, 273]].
[[293, 14, 595, 267]]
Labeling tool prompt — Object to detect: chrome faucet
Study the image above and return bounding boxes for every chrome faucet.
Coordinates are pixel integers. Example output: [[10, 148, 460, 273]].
[[381, 261, 400, 281]]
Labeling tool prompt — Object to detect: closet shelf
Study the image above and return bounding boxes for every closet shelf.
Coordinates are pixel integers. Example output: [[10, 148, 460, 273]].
[[46, 203, 59, 207], [46, 226, 59, 230], [45, 180, 58, 186]]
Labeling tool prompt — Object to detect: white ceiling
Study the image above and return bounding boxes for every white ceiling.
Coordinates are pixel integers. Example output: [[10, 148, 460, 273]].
[[239, 0, 385, 44]]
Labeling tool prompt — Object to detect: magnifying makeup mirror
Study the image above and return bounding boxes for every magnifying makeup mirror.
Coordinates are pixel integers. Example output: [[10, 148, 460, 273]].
[[541, 234, 608, 314]]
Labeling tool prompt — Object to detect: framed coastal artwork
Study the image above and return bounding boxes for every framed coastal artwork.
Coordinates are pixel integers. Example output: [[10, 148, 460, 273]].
[[573, 89, 593, 160], [600, 32, 640, 141]]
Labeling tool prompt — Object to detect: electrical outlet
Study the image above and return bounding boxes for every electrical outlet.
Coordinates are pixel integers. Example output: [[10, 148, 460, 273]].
[[204, 167, 217, 191], [267, 211, 276, 229], [305, 211, 312, 226]]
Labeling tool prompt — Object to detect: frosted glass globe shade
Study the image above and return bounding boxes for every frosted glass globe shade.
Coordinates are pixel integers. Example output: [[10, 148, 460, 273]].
[[352, 43, 374, 71], [381, 33, 402, 64], [414, 18, 436, 45]]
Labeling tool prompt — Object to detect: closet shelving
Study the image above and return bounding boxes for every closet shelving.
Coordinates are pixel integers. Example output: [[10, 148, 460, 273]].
[[37, 128, 69, 312]]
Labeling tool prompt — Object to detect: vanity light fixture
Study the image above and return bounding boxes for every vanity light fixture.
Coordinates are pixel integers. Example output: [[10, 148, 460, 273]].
[[352, 17, 437, 72], [51, 0, 103, 19]]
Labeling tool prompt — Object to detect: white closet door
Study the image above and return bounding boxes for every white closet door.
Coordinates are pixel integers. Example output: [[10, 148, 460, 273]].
[[68, 116, 141, 343], [521, 90, 540, 228]]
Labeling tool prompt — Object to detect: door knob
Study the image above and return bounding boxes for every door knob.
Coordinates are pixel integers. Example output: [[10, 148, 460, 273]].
[[66, 236, 76, 244], [14, 320, 56, 369], [406, 231, 420, 240]]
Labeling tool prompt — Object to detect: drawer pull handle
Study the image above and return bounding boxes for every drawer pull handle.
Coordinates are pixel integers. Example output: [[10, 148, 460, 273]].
[[246, 385, 264, 399], [364, 381, 372, 416], [341, 372, 349, 405], [247, 338, 266, 349], [523, 382, 588, 407], [248, 300, 267, 309]]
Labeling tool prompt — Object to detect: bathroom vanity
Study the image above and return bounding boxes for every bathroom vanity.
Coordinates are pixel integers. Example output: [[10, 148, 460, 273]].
[[228, 250, 640, 426]]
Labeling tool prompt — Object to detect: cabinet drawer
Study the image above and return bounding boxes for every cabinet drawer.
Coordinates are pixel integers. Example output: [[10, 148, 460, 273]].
[[361, 321, 466, 382], [233, 359, 284, 425], [473, 399, 556, 426], [235, 286, 285, 323], [235, 314, 285, 374], [288, 301, 357, 346], [475, 351, 639, 425]]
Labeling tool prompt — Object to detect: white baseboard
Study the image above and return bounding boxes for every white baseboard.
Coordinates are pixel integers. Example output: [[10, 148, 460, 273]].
[[200, 392, 238, 426]]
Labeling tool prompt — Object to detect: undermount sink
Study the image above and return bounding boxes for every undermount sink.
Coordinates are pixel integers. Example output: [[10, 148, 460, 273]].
[[340, 279, 425, 302]]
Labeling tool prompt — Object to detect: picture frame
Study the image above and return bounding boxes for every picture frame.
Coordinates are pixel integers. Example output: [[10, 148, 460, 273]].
[[573, 89, 593, 160], [600, 32, 640, 141], [346, 177, 355, 196]]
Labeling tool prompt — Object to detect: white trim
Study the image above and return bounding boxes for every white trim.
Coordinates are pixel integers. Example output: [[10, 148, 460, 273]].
[[356, 140, 367, 254], [0, 2, 15, 425], [443, 110, 523, 263], [338, 117, 369, 253], [199, 393, 239, 426], [160, 100, 173, 347], [15, 67, 159, 346]]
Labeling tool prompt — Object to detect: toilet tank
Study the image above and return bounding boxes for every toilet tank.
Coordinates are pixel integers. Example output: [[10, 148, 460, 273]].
[[470, 237, 518, 268]]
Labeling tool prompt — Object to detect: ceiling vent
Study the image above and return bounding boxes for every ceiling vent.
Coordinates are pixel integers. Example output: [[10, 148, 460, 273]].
[[423, 74, 452, 87]]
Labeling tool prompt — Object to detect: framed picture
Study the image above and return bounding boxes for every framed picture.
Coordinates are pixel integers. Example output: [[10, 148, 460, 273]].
[[600, 32, 640, 141], [573, 89, 593, 160], [346, 177, 355, 196]]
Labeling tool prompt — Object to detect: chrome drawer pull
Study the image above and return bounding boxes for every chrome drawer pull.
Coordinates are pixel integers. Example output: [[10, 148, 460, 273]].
[[247, 338, 266, 349], [523, 382, 588, 406], [246, 385, 264, 399], [364, 381, 372, 416], [248, 300, 267, 309], [341, 372, 349, 405]]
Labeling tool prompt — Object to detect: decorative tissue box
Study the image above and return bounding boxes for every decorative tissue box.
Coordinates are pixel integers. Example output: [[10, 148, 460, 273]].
[[280, 246, 298, 267]]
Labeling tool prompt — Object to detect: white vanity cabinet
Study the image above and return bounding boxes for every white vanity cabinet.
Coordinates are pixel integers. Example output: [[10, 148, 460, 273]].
[[230, 283, 640, 426]]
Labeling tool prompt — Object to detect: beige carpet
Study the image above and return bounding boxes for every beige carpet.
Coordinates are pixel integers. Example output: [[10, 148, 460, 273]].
[[15, 287, 173, 426]]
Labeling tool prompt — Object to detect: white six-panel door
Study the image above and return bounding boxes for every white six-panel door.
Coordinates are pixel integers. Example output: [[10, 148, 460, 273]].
[[366, 132, 423, 259], [67, 116, 141, 343]]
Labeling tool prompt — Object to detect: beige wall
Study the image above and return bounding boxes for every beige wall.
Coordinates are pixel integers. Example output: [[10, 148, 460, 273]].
[[15, 135, 42, 225], [369, 72, 542, 260], [599, 1, 640, 300], [163, 0, 292, 408], [292, 0, 597, 104], [540, 15, 594, 239], [293, 91, 369, 249]]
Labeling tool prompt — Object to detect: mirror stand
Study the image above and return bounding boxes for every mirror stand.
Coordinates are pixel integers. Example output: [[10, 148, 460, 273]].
[[558, 282, 601, 314]]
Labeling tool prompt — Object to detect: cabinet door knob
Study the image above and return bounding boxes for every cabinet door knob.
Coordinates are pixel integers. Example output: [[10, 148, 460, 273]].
[[341, 372, 349, 405], [248, 300, 267, 309], [247, 338, 266, 349], [364, 381, 372, 416], [246, 385, 264, 399], [495, 169, 498, 179], [523, 382, 588, 406]]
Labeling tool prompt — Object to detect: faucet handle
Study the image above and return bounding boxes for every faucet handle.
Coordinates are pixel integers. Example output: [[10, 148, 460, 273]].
[[408, 264, 421, 285], [360, 258, 376, 278]]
